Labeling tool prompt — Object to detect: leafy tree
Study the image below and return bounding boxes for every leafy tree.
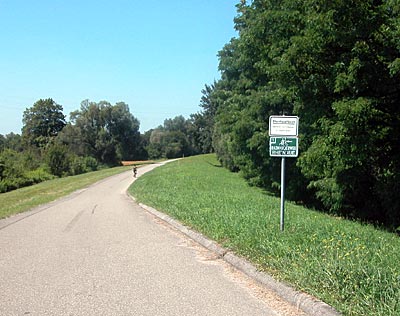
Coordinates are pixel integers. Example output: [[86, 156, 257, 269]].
[[59, 100, 143, 164], [22, 98, 66, 147], [212, 0, 400, 227], [291, 0, 400, 226], [56, 123, 86, 157], [3, 133, 24, 152], [146, 129, 164, 159], [163, 115, 188, 133], [73, 100, 108, 161], [108, 102, 142, 160], [189, 82, 221, 154], [145, 116, 195, 159], [0, 134, 4, 152], [163, 131, 190, 158]]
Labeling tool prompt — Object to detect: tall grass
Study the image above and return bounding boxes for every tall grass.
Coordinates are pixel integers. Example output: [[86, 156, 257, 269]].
[[129, 154, 400, 316]]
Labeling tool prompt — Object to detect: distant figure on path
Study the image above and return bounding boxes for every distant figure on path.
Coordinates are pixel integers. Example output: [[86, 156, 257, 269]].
[[133, 165, 137, 178]]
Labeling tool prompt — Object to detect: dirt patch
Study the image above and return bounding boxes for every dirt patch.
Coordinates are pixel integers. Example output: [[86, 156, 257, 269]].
[[121, 160, 155, 166]]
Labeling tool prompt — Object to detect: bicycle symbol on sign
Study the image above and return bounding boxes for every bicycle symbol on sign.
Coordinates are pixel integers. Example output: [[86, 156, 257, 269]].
[[279, 138, 292, 146]]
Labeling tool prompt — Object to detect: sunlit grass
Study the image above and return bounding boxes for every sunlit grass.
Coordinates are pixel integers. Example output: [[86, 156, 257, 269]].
[[129, 154, 400, 316], [0, 166, 132, 219]]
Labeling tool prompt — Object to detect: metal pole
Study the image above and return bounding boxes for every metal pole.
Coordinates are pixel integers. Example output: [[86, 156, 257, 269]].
[[280, 157, 286, 231]]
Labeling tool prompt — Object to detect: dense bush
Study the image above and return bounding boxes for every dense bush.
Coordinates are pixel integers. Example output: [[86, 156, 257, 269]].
[[46, 144, 70, 177], [0, 167, 54, 193], [211, 0, 400, 229], [146, 116, 198, 159], [69, 156, 98, 175], [0, 145, 100, 193], [25, 167, 55, 184]]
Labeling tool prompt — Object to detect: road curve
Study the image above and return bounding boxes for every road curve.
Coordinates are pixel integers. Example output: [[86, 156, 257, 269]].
[[0, 162, 301, 316]]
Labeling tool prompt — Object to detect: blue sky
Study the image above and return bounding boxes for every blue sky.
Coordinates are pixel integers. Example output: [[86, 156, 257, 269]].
[[0, 0, 238, 134]]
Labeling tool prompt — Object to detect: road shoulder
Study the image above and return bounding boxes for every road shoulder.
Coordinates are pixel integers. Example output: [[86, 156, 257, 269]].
[[134, 200, 341, 316]]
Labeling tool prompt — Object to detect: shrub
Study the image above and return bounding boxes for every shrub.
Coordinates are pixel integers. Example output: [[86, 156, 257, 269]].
[[69, 156, 98, 175], [25, 167, 55, 184], [0, 180, 7, 193], [83, 156, 98, 171], [45, 144, 70, 177]]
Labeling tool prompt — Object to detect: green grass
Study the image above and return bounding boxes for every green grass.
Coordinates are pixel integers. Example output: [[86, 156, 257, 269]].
[[129, 154, 400, 316], [0, 165, 133, 219]]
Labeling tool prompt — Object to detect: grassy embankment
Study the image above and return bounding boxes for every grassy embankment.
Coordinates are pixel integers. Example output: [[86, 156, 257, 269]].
[[129, 154, 400, 316], [0, 165, 134, 219]]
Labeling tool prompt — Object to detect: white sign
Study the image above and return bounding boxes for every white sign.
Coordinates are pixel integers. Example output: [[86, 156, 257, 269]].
[[269, 116, 299, 136]]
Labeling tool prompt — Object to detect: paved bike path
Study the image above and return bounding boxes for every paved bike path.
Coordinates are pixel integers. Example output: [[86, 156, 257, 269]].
[[0, 162, 303, 315]]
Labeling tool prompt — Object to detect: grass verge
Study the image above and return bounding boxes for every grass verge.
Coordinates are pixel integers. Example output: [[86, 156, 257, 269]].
[[129, 154, 400, 316], [0, 165, 132, 219]]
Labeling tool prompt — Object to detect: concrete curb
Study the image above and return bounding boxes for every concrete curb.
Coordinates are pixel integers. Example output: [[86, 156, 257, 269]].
[[138, 202, 341, 316]]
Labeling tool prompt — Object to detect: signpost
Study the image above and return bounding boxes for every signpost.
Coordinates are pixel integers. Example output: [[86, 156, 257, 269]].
[[269, 116, 299, 231]]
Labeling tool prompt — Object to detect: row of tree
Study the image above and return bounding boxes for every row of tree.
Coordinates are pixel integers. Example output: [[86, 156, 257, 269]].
[[143, 112, 213, 159], [0, 98, 212, 193], [197, 0, 400, 229]]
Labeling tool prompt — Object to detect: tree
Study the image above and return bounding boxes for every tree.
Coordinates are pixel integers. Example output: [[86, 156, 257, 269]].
[[0, 134, 4, 152], [3, 133, 23, 152], [163, 131, 190, 158], [59, 100, 143, 164], [107, 102, 142, 160], [22, 98, 66, 147], [145, 116, 195, 159], [292, 0, 400, 226], [146, 129, 165, 159], [189, 82, 220, 154], [163, 115, 188, 133], [212, 0, 400, 227]]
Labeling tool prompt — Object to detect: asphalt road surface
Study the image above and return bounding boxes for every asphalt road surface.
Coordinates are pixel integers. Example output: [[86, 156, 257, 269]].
[[0, 162, 303, 316]]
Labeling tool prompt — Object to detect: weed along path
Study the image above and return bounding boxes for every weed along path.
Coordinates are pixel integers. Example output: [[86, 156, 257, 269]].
[[0, 161, 303, 316]]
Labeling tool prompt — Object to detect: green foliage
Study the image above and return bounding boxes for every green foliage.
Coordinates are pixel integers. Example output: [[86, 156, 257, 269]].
[[1, 98, 146, 193], [0, 133, 23, 152], [69, 156, 98, 175], [45, 144, 70, 177], [189, 82, 220, 154], [106, 101, 142, 160], [0, 135, 4, 151], [24, 167, 55, 184], [130, 154, 400, 316], [0, 149, 55, 193], [146, 115, 197, 159], [22, 98, 66, 148], [0, 149, 25, 182], [59, 100, 143, 164], [146, 141, 163, 160], [211, 0, 400, 228], [212, 122, 237, 172]]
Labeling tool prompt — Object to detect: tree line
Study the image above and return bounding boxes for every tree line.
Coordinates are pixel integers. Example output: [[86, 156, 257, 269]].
[[0, 98, 211, 193], [198, 0, 400, 230]]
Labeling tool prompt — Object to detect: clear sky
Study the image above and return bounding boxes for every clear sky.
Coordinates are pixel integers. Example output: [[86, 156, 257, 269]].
[[0, 0, 238, 134]]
